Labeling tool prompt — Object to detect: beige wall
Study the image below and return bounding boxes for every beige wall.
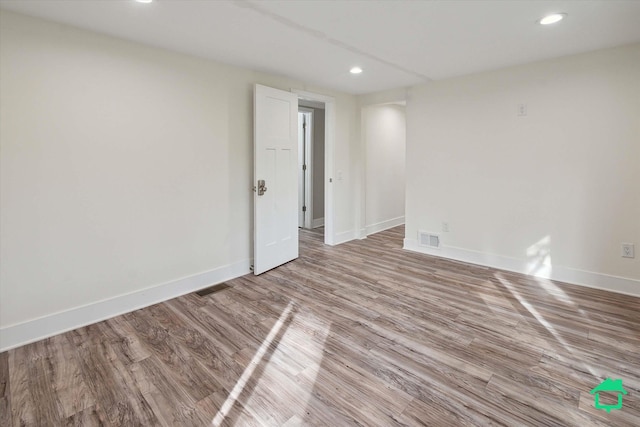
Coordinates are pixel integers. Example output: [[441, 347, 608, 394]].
[[405, 44, 640, 289], [0, 10, 359, 330], [363, 104, 406, 232]]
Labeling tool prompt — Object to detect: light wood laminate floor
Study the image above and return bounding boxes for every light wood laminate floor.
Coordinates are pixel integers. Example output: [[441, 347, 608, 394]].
[[2, 226, 639, 426]]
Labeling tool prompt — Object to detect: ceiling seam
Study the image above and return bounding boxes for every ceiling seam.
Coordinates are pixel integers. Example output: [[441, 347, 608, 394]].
[[233, 0, 432, 82]]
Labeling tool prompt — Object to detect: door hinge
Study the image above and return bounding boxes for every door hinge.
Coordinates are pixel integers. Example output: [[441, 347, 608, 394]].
[[302, 206, 307, 212], [302, 164, 307, 171]]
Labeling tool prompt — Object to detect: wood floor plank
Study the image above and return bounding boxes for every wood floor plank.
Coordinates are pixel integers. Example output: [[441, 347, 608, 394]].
[[7, 349, 37, 426], [0, 351, 11, 427], [368, 344, 521, 426], [98, 316, 152, 365], [40, 334, 95, 419], [62, 405, 109, 427], [577, 391, 640, 427], [135, 355, 210, 426], [2, 225, 639, 426], [396, 396, 472, 427], [195, 389, 264, 427], [486, 374, 611, 427], [8, 341, 66, 426], [124, 307, 221, 402], [295, 364, 404, 427], [66, 323, 166, 427]]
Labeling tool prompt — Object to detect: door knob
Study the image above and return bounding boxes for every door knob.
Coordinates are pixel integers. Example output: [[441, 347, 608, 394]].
[[257, 179, 267, 196]]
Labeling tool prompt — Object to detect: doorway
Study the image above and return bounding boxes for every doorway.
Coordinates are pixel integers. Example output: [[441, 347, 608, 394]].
[[294, 90, 335, 245], [297, 108, 312, 229], [298, 104, 325, 231], [253, 85, 336, 276]]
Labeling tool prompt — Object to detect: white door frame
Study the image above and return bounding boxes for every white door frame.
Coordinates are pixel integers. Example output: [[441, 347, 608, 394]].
[[297, 111, 305, 228], [292, 89, 335, 246], [298, 108, 314, 230]]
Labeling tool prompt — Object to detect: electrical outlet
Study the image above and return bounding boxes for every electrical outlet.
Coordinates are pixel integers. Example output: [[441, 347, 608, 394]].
[[622, 243, 635, 258], [442, 222, 449, 232]]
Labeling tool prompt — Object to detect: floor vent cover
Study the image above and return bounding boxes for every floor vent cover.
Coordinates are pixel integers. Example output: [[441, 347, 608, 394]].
[[195, 283, 231, 297], [418, 231, 441, 249]]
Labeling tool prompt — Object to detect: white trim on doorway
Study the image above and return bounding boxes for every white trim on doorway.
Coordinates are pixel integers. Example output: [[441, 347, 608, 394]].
[[298, 107, 314, 230], [292, 89, 336, 246]]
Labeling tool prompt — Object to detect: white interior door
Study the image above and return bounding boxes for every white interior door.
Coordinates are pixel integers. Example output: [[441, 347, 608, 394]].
[[254, 84, 299, 275]]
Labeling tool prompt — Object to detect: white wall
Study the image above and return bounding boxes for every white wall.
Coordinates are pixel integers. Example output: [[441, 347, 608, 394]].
[[405, 44, 640, 295], [358, 88, 408, 107], [362, 104, 406, 234], [0, 10, 359, 348]]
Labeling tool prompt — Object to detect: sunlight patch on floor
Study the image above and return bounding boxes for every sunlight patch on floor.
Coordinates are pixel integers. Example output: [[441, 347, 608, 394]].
[[535, 277, 576, 306], [211, 301, 295, 426], [497, 274, 570, 347], [477, 279, 522, 315], [495, 274, 599, 378], [211, 302, 330, 426]]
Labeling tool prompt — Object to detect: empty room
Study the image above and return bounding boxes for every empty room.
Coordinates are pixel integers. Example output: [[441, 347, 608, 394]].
[[1, 1, 639, 426]]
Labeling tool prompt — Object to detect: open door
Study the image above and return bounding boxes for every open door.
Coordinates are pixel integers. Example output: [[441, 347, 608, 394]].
[[254, 84, 299, 275]]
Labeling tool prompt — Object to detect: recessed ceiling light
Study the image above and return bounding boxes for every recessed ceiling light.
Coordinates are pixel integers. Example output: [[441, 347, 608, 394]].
[[136, 0, 154, 4], [350, 67, 363, 74], [539, 13, 566, 25]]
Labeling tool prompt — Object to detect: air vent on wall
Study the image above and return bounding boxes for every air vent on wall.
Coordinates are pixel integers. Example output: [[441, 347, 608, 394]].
[[418, 231, 441, 249]]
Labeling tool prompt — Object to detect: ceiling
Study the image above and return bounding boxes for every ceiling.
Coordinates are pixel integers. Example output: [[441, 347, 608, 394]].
[[1, 0, 639, 95]]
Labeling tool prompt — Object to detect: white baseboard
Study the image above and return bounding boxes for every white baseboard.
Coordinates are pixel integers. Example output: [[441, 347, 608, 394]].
[[366, 216, 405, 236], [403, 239, 640, 298], [359, 227, 367, 240], [312, 217, 325, 228], [334, 229, 357, 245], [335, 216, 406, 245], [0, 259, 252, 352]]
